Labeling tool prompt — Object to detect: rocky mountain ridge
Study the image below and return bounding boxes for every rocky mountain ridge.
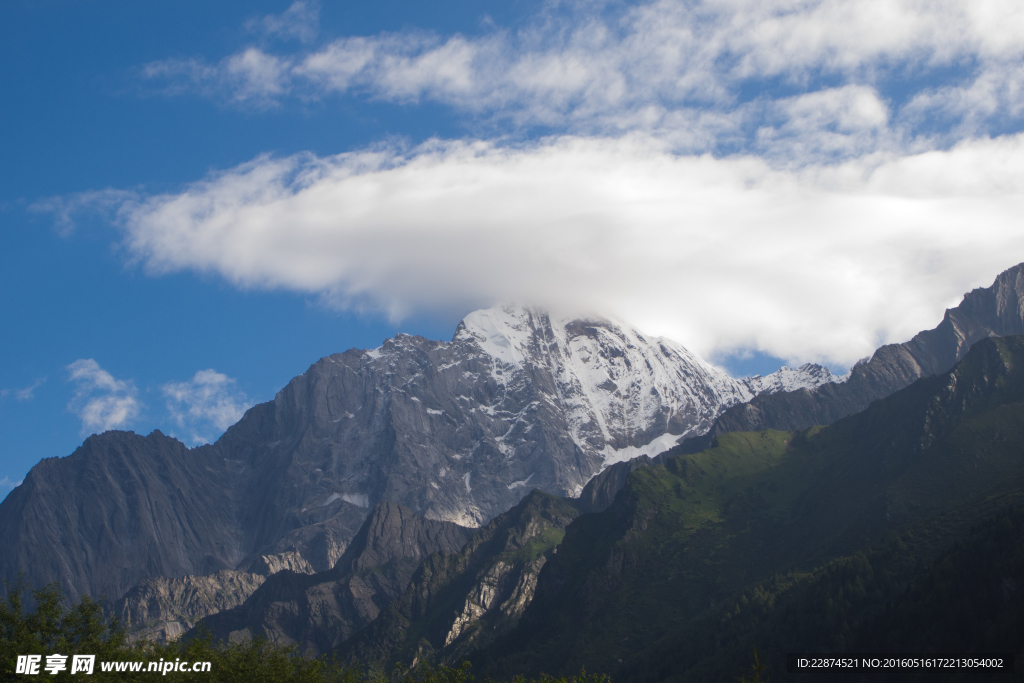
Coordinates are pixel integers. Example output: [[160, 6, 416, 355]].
[[681, 263, 1024, 451], [0, 306, 831, 605], [466, 334, 1024, 680], [6, 263, 1023, 612], [336, 490, 581, 668], [200, 333, 1024, 674], [194, 501, 474, 653]]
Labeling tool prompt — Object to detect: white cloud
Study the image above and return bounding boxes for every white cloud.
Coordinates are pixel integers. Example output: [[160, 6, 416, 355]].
[[247, 0, 320, 44], [30, 189, 138, 235], [14, 378, 46, 402], [110, 132, 1024, 366], [72, 0, 1024, 370], [141, 0, 1024, 157], [66, 359, 141, 434], [143, 51, 292, 106], [162, 370, 252, 444], [0, 476, 23, 492]]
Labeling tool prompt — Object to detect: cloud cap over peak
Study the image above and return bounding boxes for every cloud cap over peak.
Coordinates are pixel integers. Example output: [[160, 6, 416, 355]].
[[103, 132, 1024, 367]]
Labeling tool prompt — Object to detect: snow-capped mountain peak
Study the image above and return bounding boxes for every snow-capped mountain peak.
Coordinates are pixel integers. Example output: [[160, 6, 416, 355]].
[[453, 305, 837, 470]]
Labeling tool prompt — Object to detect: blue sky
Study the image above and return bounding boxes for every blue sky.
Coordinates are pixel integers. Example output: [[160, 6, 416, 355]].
[[3, 0, 1024, 498]]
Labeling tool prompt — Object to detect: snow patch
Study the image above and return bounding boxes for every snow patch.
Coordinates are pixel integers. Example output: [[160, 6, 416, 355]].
[[601, 432, 682, 468], [321, 492, 369, 508], [463, 472, 472, 493], [457, 307, 533, 368], [741, 363, 838, 395], [342, 493, 369, 508], [321, 493, 342, 506], [427, 408, 444, 415], [507, 473, 534, 490]]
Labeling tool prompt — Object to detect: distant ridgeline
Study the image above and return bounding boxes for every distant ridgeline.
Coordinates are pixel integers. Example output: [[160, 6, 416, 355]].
[[3, 264, 1024, 680]]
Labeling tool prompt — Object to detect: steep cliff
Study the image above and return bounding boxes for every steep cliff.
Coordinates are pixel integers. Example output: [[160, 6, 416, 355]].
[[192, 502, 473, 654]]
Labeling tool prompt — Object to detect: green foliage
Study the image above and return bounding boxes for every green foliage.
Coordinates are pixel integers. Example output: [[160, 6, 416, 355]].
[[1, 578, 135, 682], [0, 580, 361, 682], [737, 648, 767, 683], [148, 630, 357, 683], [0, 580, 599, 683], [506, 667, 610, 683], [398, 661, 474, 683]]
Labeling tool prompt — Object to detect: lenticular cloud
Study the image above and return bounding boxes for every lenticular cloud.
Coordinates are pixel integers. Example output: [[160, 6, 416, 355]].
[[117, 133, 1024, 367]]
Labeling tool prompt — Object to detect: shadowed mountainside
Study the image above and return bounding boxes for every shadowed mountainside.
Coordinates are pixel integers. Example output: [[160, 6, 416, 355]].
[[192, 501, 474, 654], [463, 335, 1024, 680]]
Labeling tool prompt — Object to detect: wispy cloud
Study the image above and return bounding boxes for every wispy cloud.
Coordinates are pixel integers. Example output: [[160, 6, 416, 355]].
[[142, 50, 292, 107], [13, 378, 46, 402], [141, 0, 1024, 159], [247, 0, 320, 44], [30, 189, 138, 235], [66, 359, 141, 434], [162, 369, 252, 444], [0, 476, 23, 492]]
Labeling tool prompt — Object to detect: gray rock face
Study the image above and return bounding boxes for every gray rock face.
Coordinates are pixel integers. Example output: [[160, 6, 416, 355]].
[[224, 305, 831, 539], [113, 570, 269, 644], [0, 431, 240, 604], [237, 551, 315, 577], [2, 306, 827, 605], [193, 502, 473, 654], [682, 263, 1024, 451], [338, 490, 581, 668]]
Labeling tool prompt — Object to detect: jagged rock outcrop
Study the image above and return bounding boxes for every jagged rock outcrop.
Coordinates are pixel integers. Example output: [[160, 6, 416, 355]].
[[192, 502, 473, 654], [237, 551, 315, 577], [338, 490, 581, 667], [113, 570, 269, 644], [681, 263, 1024, 452], [0, 306, 828, 604], [114, 550, 317, 644]]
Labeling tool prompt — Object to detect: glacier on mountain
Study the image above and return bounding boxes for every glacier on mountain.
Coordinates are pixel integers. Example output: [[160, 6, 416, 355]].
[[452, 305, 835, 475]]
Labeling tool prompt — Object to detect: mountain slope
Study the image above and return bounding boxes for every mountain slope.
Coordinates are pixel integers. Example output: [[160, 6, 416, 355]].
[[337, 490, 581, 669], [682, 262, 1024, 451], [192, 502, 474, 654], [113, 570, 272, 644], [0, 431, 240, 604], [467, 335, 1024, 680]]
